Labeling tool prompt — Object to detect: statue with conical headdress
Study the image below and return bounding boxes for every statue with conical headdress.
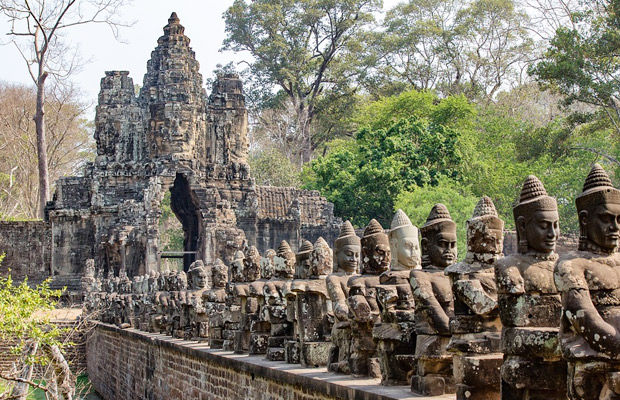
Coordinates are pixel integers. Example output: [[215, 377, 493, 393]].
[[263, 240, 296, 361], [346, 219, 391, 377], [291, 237, 334, 367], [445, 196, 504, 400], [205, 258, 228, 349], [554, 164, 620, 400], [374, 210, 419, 384], [327, 221, 361, 373], [495, 175, 566, 399], [410, 204, 457, 396], [248, 249, 276, 355]]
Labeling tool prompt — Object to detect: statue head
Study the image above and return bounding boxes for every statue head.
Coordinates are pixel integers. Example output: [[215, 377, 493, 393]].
[[84, 259, 95, 277], [212, 259, 228, 288], [260, 249, 276, 280], [389, 209, 420, 270], [361, 219, 391, 275], [274, 240, 295, 279], [188, 260, 208, 290], [513, 175, 559, 255], [230, 251, 245, 282], [467, 196, 504, 256], [158, 269, 169, 291], [576, 164, 620, 253], [167, 270, 178, 291], [310, 237, 333, 277], [148, 271, 160, 292], [295, 240, 314, 279], [333, 221, 361, 274], [244, 246, 261, 282], [177, 271, 188, 290], [420, 204, 457, 268]]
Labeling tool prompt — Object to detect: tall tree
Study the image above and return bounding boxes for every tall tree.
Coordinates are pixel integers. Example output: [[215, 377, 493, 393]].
[[0, 0, 131, 218], [372, 0, 532, 100], [0, 82, 93, 219], [530, 0, 620, 135], [222, 0, 381, 163]]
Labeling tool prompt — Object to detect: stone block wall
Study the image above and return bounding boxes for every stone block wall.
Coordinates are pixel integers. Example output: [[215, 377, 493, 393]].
[[0, 221, 51, 283], [87, 323, 425, 400]]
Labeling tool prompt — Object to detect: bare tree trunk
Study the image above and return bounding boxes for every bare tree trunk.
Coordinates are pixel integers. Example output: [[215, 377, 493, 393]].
[[35, 71, 50, 219], [45, 345, 75, 400], [11, 341, 39, 400]]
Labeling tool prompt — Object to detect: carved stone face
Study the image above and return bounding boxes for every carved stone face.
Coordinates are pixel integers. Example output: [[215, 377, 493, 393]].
[[336, 244, 360, 273], [296, 253, 312, 279], [192, 268, 208, 290], [390, 226, 420, 270], [521, 210, 559, 254], [213, 267, 228, 288], [425, 230, 457, 268], [362, 235, 391, 274], [582, 203, 620, 250], [468, 224, 503, 255]]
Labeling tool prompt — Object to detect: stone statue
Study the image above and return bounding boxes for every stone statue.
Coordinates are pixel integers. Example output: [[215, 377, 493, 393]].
[[205, 259, 229, 349], [185, 260, 209, 340], [327, 221, 360, 374], [283, 239, 313, 364], [410, 204, 456, 396], [291, 237, 333, 367], [248, 249, 276, 355], [445, 196, 504, 399], [495, 175, 566, 399], [554, 164, 620, 400], [347, 219, 390, 376], [389, 209, 421, 271], [263, 240, 295, 361], [374, 210, 419, 384]]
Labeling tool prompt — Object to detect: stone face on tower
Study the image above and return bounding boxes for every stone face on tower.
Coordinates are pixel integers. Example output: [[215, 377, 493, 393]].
[[141, 13, 207, 160], [42, 13, 340, 285]]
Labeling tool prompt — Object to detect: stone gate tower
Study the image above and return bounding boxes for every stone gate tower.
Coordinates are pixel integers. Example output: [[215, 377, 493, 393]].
[[45, 13, 340, 281]]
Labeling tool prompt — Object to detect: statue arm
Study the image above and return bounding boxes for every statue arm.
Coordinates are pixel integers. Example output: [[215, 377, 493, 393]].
[[347, 285, 372, 322], [327, 276, 349, 321], [453, 279, 498, 315], [495, 265, 525, 294], [411, 274, 450, 333], [563, 287, 620, 354]]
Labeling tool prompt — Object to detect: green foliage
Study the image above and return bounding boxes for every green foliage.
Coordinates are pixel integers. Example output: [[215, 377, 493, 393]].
[[303, 90, 471, 226], [159, 192, 184, 252], [530, 0, 620, 133], [395, 179, 479, 258], [249, 148, 302, 187], [0, 273, 65, 359]]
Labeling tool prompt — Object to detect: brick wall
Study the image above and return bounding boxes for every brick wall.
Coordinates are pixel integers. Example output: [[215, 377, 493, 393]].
[[87, 324, 425, 400]]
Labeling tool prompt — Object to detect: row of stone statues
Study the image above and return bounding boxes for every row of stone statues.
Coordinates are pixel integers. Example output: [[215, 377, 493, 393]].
[[82, 163, 620, 400]]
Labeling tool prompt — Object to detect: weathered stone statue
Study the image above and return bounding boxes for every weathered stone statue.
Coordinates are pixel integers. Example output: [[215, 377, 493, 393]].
[[263, 240, 295, 361], [347, 219, 390, 376], [327, 221, 360, 374], [410, 204, 456, 396], [248, 249, 276, 355], [374, 210, 419, 385], [284, 239, 313, 364], [224, 250, 248, 352], [445, 196, 504, 399], [554, 164, 620, 400], [495, 175, 566, 399], [205, 259, 228, 349], [185, 260, 209, 340], [234, 246, 261, 353], [291, 237, 333, 367]]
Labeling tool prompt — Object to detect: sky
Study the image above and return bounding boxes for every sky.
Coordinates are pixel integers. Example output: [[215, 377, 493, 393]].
[[0, 0, 401, 116]]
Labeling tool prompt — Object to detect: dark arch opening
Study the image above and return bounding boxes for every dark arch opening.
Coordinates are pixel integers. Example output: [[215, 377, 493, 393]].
[[169, 173, 200, 271]]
